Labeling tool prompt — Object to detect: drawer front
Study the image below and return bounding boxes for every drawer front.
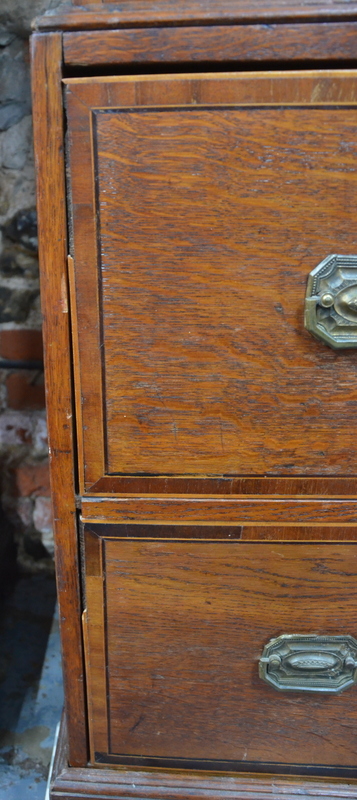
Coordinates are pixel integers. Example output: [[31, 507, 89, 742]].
[[83, 528, 357, 775], [65, 71, 357, 495]]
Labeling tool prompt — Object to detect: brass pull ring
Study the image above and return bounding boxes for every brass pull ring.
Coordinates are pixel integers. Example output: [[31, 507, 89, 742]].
[[305, 254, 357, 349], [259, 634, 357, 693]]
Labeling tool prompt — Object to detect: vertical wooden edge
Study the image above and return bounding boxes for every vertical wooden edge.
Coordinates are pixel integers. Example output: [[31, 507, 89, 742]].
[[31, 32, 88, 766], [84, 528, 109, 757], [88, 108, 107, 482], [65, 84, 106, 488], [67, 254, 85, 494], [49, 707, 68, 793], [82, 609, 95, 762], [84, 526, 102, 576]]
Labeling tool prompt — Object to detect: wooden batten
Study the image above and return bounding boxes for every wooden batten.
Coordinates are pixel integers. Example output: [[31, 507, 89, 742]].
[[63, 23, 357, 67], [34, 0, 357, 32], [31, 32, 88, 766]]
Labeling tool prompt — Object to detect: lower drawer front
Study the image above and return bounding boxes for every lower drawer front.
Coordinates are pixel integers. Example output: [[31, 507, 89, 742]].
[[83, 531, 357, 774]]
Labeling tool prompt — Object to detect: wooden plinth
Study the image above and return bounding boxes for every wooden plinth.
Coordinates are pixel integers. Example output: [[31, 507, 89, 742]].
[[49, 713, 357, 800]]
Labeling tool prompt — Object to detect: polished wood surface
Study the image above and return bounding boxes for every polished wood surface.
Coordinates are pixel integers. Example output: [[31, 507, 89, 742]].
[[85, 522, 244, 539], [81, 497, 357, 525], [36, 0, 357, 32], [89, 476, 357, 496], [50, 715, 357, 800], [84, 521, 357, 541], [66, 71, 357, 492], [97, 0, 357, 10], [31, 4, 357, 796], [31, 32, 87, 767], [63, 23, 357, 66], [83, 534, 357, 769], [67, 255, 85, 492], [82, 531, 108, 757]]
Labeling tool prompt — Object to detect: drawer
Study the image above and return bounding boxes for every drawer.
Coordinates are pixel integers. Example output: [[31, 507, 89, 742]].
[[65, 70, 357, 497], [82, 527, 357, 775]]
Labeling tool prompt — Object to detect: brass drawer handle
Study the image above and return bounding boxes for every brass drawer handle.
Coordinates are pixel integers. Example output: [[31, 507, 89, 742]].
[[259, 634, 357, 693], [305, 254, 357, 349]]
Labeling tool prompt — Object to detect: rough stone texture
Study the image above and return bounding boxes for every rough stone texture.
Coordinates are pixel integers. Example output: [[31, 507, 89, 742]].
[[0, 406, 52, 572], [0, 410, 48, 454], [0, 287, 39, 324], [0, 0, 63, 38], [0, 38, 31, 128], [0, 37, 41, 335], [33, 497, 53, 555], [0, 3, 59, 572]]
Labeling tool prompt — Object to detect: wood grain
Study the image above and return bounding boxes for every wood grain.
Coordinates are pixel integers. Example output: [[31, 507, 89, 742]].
[[33, 4, 357, 795], [89, 475, 357, 496], [240, 525, 357, 540], [86, 522, 243, 539], [67, 254, 85, 494], [35, 0, 357, 32], [65, 71, 357, 489], [84, 521, 357, 541], [81, 497, 357, 525], [98, 107, 357, 476], [83, 529, 108, 758], [63, 23, 357, 66], [31, 32, 87, 767], [50, 713, 357, 797], [83, 538, 357, 767]]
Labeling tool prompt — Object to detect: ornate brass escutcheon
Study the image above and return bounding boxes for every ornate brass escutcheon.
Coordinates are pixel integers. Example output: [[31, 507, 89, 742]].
[[305, 254, 357, 349], [259, 634, 357, 693]]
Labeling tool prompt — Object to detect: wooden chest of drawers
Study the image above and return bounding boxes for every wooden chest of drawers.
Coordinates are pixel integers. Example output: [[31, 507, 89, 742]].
[[31, 2, 357, 796]]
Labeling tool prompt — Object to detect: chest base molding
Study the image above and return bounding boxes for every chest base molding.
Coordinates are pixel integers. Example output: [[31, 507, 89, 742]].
[[49, 714, 357, 800]]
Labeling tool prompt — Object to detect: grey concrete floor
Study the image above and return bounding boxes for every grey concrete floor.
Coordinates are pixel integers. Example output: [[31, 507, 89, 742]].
[[0, 575, 63, 799]]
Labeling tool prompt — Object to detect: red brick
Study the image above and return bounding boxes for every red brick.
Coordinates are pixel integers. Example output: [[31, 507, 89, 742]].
[[6, 371, 45, 410], [0, 329, 43, 361], [13, 461, 50, 498]]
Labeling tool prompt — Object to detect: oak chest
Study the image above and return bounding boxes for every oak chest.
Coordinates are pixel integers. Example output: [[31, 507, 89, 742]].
[[31, 2, 357, 796]]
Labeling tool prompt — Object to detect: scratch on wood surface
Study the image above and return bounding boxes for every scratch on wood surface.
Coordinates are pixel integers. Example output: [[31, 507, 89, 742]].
[[60, 273, 68, 313], [129, 713, 145, 733], [220, 418, 225, 454], [311, 81, 325, 102]]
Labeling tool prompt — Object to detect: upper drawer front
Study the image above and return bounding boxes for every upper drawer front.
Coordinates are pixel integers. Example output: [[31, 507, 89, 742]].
[[65, 71, 357, 492]]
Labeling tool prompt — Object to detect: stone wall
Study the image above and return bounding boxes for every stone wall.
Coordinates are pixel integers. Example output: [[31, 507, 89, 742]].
[[0, 0, 62, 572]]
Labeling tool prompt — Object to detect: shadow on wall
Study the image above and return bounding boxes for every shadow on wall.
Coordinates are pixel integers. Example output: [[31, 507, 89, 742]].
[[0, 571, 62, 800]]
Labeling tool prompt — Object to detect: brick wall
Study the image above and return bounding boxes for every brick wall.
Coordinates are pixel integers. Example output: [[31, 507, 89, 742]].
[[0, 0, 62, 573]]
